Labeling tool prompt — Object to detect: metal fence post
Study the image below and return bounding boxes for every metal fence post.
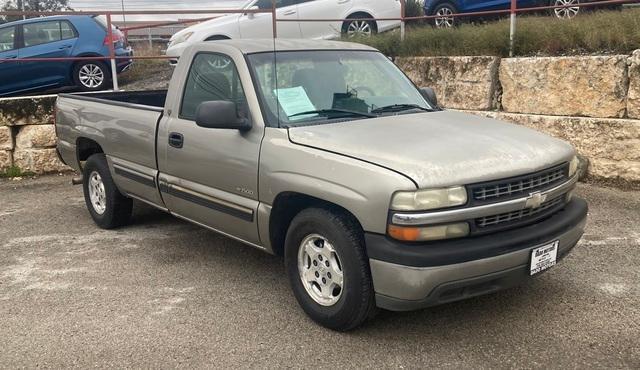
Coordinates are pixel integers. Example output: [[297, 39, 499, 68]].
[[106, 13, 119, 91], [400, 0, 406, 41], [509, 0, 517, 57], [272, 0, 278, 38], [148, 27, 153, 49]]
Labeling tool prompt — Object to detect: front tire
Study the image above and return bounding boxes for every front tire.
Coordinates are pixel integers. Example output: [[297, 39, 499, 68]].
[[284, 208, 376, 331], [82, 154, 132, 229], [73, 61, 111, 92]]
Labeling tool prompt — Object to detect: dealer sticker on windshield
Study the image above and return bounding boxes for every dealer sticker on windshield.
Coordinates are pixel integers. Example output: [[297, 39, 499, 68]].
[[530, 240, 559, 275]]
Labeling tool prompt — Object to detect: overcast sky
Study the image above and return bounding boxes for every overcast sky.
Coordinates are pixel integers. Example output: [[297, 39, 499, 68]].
[[2, 0, 250, 21]]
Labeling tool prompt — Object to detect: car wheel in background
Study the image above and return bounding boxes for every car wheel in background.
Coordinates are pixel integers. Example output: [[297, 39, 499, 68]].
[[284, 207, 377, 331], [552, 0, 580, 19], [73, 61, 111, 91], [342, 16, 377, 38], [432, 2, 458, 28], [82, 154, 133, 229]]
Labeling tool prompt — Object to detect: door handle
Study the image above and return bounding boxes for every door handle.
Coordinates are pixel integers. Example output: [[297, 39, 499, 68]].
[[283, 10, 296, 16], [338, 0, 350, 3], [168, 132, 184, 148], [59, 45, 72, 50]]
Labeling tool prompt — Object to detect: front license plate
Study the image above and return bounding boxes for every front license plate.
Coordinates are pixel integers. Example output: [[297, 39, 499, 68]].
[[530, 240, 559, 275]]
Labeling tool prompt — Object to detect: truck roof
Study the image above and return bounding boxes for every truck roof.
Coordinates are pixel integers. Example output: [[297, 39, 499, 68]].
[[196, 39, 378, 54]]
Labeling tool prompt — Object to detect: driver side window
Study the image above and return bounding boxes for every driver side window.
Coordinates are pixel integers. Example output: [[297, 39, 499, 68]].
[[180, 53, 247, 121]]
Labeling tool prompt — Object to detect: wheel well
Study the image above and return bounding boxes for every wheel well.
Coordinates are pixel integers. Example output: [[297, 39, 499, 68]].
[[76, 137, 104, 165], [205, 35, 231, 41], [268, 192, 363, 256], [428, 1, 457, 14], [344, 12, 378, 32]]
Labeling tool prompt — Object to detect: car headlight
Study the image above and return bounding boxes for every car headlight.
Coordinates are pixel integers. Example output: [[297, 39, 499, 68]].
[[169, 31, 194, 47], [390, 186, 467, 211], [569, 156, 579, 177]]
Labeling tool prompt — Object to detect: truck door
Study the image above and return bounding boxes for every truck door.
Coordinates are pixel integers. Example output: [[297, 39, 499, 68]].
[[157, 52, 263, 245]]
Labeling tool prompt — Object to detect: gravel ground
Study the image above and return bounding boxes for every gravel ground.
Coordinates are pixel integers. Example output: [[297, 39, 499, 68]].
[[0, 174, 638, 368]]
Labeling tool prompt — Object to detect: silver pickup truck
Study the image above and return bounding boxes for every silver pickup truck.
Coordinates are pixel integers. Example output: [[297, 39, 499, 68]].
[[56, 39, 588, 331]]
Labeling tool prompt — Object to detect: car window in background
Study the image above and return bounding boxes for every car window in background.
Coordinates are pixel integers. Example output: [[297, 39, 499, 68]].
[[247, 50, 432, 127], [180, 53, 248, 121], [255, 0, 295, 9], [60, 21, 76, 39], [23, 21, 75, 47], [0, 27, 16, 51]]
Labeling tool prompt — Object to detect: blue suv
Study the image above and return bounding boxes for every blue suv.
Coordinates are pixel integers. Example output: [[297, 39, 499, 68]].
[[424, 0, 599, 28], [0, 15, 133, 96]]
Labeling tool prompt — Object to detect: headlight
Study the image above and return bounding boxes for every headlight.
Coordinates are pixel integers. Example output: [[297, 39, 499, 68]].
[[569, 156, 579, 177], [390, 186, 467, 211], [388, 223, 470, 242], [169, 31, 194, 47]]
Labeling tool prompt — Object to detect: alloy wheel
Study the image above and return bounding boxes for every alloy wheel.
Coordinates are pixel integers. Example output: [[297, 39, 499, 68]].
[[347, 20, 373, 38], [79, 64, 105, 89], [435, 7, 455, 28], [554, 0, 580, 19], [88, 171, 107, 215], [297, 234, 344, 306]]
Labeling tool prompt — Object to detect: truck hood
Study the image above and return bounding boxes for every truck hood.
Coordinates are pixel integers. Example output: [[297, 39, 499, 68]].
[[287, 110, 575, 188]]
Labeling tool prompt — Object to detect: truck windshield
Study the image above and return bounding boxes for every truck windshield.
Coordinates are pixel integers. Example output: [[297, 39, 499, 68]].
[[247, 50, 434, 127]]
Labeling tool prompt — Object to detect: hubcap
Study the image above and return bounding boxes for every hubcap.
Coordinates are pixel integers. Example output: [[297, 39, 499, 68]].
[[554, 0, 580, 19], [297, 234, 344, 306], [79, 64, 105, 89], [347, 20, 372, 38], [435, 7, 455, 28], [88, 171, 107, 215]]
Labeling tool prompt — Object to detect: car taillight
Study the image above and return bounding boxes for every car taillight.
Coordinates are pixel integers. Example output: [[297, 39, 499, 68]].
[[103, 32, 126, 46]]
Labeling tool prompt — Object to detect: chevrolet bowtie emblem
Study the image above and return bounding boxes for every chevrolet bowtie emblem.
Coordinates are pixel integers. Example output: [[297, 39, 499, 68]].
[[525, 192, 547, 209]]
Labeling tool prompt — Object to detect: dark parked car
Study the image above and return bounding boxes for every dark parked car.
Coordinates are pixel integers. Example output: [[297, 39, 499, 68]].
[[0, 15, 132, 96], [424, 0, 609, 28]]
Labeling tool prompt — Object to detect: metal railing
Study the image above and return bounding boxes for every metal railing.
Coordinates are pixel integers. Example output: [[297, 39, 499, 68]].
[[0, 0, 637, 94]]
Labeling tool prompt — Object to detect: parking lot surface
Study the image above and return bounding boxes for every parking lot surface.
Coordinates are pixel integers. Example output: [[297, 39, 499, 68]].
[[0, 174, 638, 368]]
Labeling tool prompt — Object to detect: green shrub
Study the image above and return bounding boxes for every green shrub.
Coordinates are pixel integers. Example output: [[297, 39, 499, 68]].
[[0, 165, 34, 178], [353, 9, 640, 57]]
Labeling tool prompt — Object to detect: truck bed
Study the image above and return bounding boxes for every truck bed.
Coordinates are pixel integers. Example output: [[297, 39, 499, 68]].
[[58, 90, 167, 112]]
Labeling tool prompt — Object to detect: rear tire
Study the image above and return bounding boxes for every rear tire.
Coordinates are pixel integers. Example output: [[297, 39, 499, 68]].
[[82, 154, 132, 229], [284, 207, 376, 331], [342, 16, 377, 38], [432, 2, 458, 28], [73, 61, 111, 92], [550, 0, 580, 19]]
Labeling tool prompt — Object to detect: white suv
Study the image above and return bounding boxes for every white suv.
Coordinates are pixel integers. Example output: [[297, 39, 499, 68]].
[[166, 0, 401, 62]]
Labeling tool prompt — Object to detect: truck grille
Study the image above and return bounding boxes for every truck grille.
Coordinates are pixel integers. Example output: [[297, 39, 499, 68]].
[[470, 164, 568, 204], [475, 195, 565, 229]]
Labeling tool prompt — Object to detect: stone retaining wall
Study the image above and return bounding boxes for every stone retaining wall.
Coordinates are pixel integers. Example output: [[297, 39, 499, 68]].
[[397, 50, 640, 184], [1, 51, 639, 185], [0, 95, 69, 174]]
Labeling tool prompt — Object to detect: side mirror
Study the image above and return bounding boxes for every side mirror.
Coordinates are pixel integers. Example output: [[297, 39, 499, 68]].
[[419, 87, 438, 107], [195, 101, 251, 131], [246, 5, 259, 18]]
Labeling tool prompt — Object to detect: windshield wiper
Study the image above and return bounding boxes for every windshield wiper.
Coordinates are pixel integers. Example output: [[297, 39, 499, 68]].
[[288, 108, 377, 119], [371, 104, 433, 114]]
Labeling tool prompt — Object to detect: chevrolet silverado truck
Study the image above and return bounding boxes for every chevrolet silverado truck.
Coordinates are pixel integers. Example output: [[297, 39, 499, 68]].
[[55, 39, 588, 331]]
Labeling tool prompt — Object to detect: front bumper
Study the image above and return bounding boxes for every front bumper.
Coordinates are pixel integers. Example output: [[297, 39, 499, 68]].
[[367, 197, 588, 311]]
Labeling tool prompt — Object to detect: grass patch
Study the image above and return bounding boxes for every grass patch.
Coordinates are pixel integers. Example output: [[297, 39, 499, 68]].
[[351, 9, 640, 57], [0, 165, 35, 178]]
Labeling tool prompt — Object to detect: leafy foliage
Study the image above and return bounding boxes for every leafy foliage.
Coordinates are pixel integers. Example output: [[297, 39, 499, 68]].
[[1, 0, 73, 24], [351, 9, 640, 58]]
